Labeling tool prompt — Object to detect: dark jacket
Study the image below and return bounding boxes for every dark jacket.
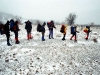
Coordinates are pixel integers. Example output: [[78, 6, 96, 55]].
[[13, 21, 19, 31], [41, 22, 46, 33], [25, 21, 32, 30], [4, 21, 10, 34]]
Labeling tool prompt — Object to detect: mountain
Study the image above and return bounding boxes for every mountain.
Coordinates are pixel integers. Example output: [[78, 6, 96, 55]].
[[0, 11, 16, 24], [0, 11, 44, 25]]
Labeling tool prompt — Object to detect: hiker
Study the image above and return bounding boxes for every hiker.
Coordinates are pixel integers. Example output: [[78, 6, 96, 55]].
[[4, 21, 11, 46], [70, 26, 79, 42], [60, 24, 67, 41], [83, 26, 91, 40], [13, 21, 20, 44], [48, 20, 56, 39], [25, 20, 32, 40], [41, 22, 46, 41]]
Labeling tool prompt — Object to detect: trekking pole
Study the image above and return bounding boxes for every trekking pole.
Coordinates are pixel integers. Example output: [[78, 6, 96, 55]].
[[89, 30, 92, 40], [9, 37, 13, 44]]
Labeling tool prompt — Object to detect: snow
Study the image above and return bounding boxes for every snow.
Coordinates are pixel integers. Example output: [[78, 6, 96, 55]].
[[0, 25, 100, 75]]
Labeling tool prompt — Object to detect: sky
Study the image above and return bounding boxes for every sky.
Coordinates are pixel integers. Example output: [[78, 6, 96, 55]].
[[0, 0, 100, 24]]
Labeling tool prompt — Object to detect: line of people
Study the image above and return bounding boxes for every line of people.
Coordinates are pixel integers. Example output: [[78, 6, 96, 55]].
[[2, 20, 20, 46], [60, 24, 91, 42], [37, 20, 56, 41], [0, 20, 91, 46]]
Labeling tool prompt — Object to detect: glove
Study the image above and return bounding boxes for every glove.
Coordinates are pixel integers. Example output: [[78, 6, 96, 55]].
[[77, 31, 79, 33], [18, 29, 20, 31]]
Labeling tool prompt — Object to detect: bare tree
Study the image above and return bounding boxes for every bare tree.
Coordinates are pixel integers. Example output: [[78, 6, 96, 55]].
[[90, 22, 94, 26], [36, 20, 40, 24], [65, 13, 77, 26]]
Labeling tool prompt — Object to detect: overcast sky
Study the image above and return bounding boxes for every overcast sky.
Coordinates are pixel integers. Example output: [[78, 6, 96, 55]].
[[0, 0, 100, 24]]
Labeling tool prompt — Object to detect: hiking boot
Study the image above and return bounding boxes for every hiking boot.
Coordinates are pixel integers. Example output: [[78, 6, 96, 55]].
[[62, 38, 66, 41], [30, 37, 33, 39], [52, 37, 54, 39], [74, 40, 77, 42], [15, 41, 20, 44], [42, 39, 45, 41], [7, 43, 12, 46], [85, 38, 88, 40], [49, 37, 51, 39]]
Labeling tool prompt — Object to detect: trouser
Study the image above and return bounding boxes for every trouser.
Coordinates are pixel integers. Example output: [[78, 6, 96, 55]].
[[27, 30, 32, 40], [14, 31, 19, 41], [42, 32, 45, 41], [6, 33, 10, 44], [86, 33, 89, 39], [70, 33, 77, 41], [49, 30, 53, 39], [62, 34, 66, 40]]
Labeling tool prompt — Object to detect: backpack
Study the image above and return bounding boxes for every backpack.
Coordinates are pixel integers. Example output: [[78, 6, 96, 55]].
[[71, 26, 75, 34], [83, 27, 88, 33], [60, 25, 64, 33], [47, 22, 50, 28], [0, 24, 6, 35], [10, 20, 14, 31], [37, 24, 42, 32]]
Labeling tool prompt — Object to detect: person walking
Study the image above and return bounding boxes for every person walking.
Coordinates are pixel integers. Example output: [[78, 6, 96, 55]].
[[60, 24, 67, 41], [84, 26, 91, 40], [25, 20, 32, 40], [41, 22, 46, 41], [13, 21, 20, 44], [70, 26, 79, 42], [48, 20, 56, 39], [4, 21, 11, 46]]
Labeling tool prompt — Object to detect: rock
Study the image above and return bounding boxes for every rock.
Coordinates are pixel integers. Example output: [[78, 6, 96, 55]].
[[53, 65, 56, 67], [37, 57, 40, 60], [14, 59, 18, 61], [0, 69, 2, 72], [5, 59, 9, 62], [93, 38, 98, 42], [0, 55, 1, 58]]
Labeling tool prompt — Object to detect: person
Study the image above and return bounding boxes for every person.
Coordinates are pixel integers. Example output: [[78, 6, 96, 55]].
[[13, 21, 20, 44], [60, 24, 67, 41], [70, 26, 79, 42], [25, 20, 32, 40], [41, 22, 46, 41], [4, 21, 11, 46], [84, 26, 91, 40], [48, 20, 56, 39]]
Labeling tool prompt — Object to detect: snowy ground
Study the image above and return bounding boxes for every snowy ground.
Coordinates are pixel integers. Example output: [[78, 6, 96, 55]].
[[0, 25, 100, 75]]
